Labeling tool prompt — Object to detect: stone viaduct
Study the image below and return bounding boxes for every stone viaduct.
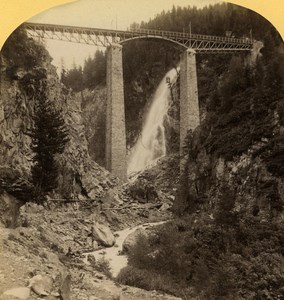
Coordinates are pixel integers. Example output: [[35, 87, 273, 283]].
[[24, 22, 254, 181], [106, 44, 199, 181]]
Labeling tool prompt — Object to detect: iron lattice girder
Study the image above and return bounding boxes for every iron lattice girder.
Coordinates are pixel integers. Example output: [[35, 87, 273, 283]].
[[23, 22, 253, 51]]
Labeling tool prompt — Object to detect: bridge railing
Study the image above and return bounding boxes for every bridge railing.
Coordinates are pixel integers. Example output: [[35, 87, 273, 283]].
[[130, 28, 253, 44], [23, 22, 253, 50]]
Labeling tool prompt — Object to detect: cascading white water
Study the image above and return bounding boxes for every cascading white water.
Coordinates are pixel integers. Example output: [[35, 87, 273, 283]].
[[127, 68, 177, 175]]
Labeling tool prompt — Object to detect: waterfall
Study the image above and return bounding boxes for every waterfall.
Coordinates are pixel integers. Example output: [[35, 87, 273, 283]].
[[127, 68, 177, 175]]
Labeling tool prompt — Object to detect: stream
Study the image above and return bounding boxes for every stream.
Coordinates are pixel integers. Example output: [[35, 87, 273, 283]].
[[84, 221, 165, 277]]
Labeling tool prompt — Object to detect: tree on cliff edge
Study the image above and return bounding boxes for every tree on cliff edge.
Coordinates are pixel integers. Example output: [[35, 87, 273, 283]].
[[31, 77, 69, 201]]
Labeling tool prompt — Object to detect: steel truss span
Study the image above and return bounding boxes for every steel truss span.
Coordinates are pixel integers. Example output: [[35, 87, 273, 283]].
[[23, 22, 253, 52]]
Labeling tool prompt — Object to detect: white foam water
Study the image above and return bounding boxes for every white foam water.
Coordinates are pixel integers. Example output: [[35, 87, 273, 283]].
[[128, 68, 178, 175]]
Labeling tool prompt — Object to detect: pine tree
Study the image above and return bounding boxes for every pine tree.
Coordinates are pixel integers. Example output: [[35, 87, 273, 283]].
[[31, 78, 69, 201], [63, 65, 83, 92], [82, 50, 106, 90]]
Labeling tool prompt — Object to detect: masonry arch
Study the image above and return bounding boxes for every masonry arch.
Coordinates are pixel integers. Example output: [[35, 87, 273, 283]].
[[119, 36, 188, 50]]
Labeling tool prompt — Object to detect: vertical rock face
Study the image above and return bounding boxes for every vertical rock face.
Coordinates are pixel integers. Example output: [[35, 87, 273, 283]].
[[106, 44, 127, 181], [180, 49, 200, 153], [82, 88, 107, 168], [57, 90, 118, 200], [0, 61, 37, 178]]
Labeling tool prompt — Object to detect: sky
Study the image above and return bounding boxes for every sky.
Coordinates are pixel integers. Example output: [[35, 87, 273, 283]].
[[29, 0, 221, 72]]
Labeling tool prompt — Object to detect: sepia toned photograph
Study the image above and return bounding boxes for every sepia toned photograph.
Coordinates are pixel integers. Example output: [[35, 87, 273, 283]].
[[0, 0, 283, 299]]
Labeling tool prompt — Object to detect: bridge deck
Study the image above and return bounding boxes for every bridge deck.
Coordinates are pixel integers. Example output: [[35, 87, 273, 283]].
[[23, 22, 253, 52]]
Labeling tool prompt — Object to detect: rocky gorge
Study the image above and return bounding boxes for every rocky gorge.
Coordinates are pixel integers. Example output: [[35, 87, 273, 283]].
[[0, 27, 178, 300], [1, 2, 284, 299]]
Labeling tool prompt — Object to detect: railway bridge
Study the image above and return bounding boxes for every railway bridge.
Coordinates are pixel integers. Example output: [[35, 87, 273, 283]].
[[24, 22, 254, 181]]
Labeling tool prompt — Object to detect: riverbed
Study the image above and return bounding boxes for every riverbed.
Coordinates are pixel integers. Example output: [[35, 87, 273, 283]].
[[84, 221, 165, 277]]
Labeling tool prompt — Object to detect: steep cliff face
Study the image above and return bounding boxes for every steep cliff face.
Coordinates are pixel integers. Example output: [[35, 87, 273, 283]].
[[181, 128, 284, 223], [0, 54, 51, 191], [171, 40, 284, 223], [57, 89, 118, 200], [175, 60, 284, 222], [0, 31, 118, 202], [81, 87, 106, 168]]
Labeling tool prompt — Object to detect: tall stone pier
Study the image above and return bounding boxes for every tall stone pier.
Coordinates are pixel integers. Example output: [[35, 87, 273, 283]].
[[180, 49, 200, 153], [106, 44, 127, 181], [105, 45, 200, 181]]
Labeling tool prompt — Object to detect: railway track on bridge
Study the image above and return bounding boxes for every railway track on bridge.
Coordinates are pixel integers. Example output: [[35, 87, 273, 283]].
[[23, 22, 253, 52]]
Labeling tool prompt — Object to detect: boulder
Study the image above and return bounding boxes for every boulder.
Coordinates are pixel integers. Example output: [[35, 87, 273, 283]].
[[28, 274, 53, 296], [2, 287, 30, 299], [0, 191, 21, 228], [59, 273, 71, 300], [92, 222, 115, 247], [92, 240, 99, 250]]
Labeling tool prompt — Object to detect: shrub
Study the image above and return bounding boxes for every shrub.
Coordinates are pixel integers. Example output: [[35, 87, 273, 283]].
[[94, 256, 112, 278], [116, 266, 177, 295], [121, 217, 284, 299]]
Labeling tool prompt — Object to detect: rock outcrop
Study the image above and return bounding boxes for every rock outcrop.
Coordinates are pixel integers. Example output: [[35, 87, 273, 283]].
[[0, 191, 21, 228], [81, 88, 106, 168], [177, 127, 284, 223]]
